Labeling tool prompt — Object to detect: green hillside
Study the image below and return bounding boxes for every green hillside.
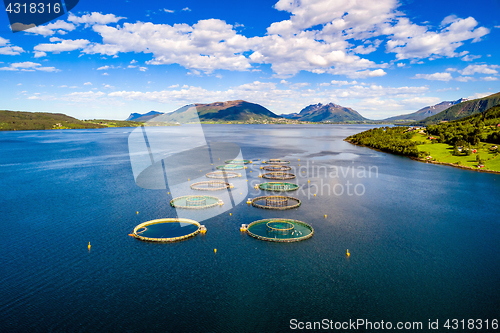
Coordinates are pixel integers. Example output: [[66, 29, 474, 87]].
[[0, 111, 143, 131], [153, 100, 281, 123], [414, 92, 500, 126], [346, 105, 500, 172]]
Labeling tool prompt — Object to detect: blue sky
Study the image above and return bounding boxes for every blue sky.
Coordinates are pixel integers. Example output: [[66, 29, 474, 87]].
[[0, 0, 499, 120]]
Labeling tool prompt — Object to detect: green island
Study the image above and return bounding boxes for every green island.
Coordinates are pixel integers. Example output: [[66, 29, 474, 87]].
[[345, 105, 500, 173]]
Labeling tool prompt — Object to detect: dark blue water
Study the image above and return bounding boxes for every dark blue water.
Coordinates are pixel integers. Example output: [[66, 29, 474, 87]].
[[1, 125, 499, 332]]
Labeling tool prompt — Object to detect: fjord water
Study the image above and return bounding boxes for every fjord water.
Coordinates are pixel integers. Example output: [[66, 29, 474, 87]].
[[0, 125, 499, 332]]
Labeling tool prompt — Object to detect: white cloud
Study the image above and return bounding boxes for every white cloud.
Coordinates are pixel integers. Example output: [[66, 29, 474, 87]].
[[168, 84, 179, 88], [330, 80, 358, 86], [468, 92, 490, 99], [139, 67, 147, 71], [163, 9, 174, 13], [0, 37, 24, 55], [459, 64, 498, 75], [25, 20, 75, 36], [396, 62, 405, 67], [384, 16, 489, 60], [455, 76, 474, 82], [445, 67, 457, 72], [182, 7, 191, 11], [0, 61, 59, 72], [481, 76, 498, 81], [413, 72, 453, 81], [84, 82, 92, 85], [97, 65, 109, 70], [68, 12, 125, 26], [461, 54, 481, 61], [34, 39, 90, 53], [34, 51, 47, 58]]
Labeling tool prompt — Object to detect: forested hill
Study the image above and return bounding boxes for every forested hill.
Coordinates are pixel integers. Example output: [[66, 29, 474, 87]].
[[0, 110, 143, 131], [426, 104, 500, 145]]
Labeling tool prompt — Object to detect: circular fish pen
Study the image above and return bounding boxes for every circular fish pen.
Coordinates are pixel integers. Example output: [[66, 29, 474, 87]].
[[206, 171, 240, 179], [225, 159, 251, 164], [132, 218, 201, 242], [263, 159, 290, 164], [259, 182, 299, 192], [191, 180, 233, 191], [262, 165, 292, 171], [262, 172, 296, 180], [251, 195, 301, 210], [170, 195, 223, 209], [246, 218, 313, 242], [216, 164, 244, 170]]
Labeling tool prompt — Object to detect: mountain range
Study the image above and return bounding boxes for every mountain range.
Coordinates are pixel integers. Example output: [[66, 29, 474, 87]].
[[281, 103, 367, 122], [413, 92, 500, 126], [384, 99, 468, 122], [126, 92, 500, 125]]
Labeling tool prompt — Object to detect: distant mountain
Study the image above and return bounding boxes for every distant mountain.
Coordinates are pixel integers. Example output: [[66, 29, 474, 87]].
[[285, 103, 367, 122], [151, 100, 280, 123], [384, 99, 467, 122], [414, 92, 500, 126], [126, 111, 163, 122]]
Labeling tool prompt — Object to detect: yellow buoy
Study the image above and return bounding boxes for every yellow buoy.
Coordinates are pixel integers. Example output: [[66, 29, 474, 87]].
[[299, 164, 300, 166], [347, 249, 350, 257], [88, 242, 91, 251], [314, 194, 316, 197], [250, 161, 253, 163], [298, 158, 300, 161], [247, 179, 249, 182], [247, 199, 251, 204], [128, 233, 134, 237], [307, 179, 310, 183], [325, 214, 327, 218], [136, 211, 139, 214], [244, 166, 247, 169], [238, 174, 242, 178], [168, 192, 169, 195], [230, 213, 232, 216], [188, 178, 190, 181], [214, 248, 217, 254], [250, 170, 252, 173], [240, 193, 242, 195]]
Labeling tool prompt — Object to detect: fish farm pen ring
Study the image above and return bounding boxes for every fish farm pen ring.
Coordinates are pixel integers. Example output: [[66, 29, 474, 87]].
[[245, 218, 313, 242], [224, 159, 251, 164], [263, 159, 290, 164], [132, 218, 201, 242], [267, 220, 294, 234], [262, 172, 296, 180], [206, 171, 240, 179], [262, 165, 292, 171], [190, 181, 233, 191], [216, 164, 244, 170], [170, 195, 223, 209], [258, 182, 299, 192], [251, 195, 301, 210]]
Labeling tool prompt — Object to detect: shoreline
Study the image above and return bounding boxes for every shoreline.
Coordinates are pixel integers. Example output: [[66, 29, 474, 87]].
[[344, 139, 500, 175]]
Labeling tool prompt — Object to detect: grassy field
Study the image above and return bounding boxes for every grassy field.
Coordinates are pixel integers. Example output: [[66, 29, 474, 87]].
[[410, 133, 500, 171]]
